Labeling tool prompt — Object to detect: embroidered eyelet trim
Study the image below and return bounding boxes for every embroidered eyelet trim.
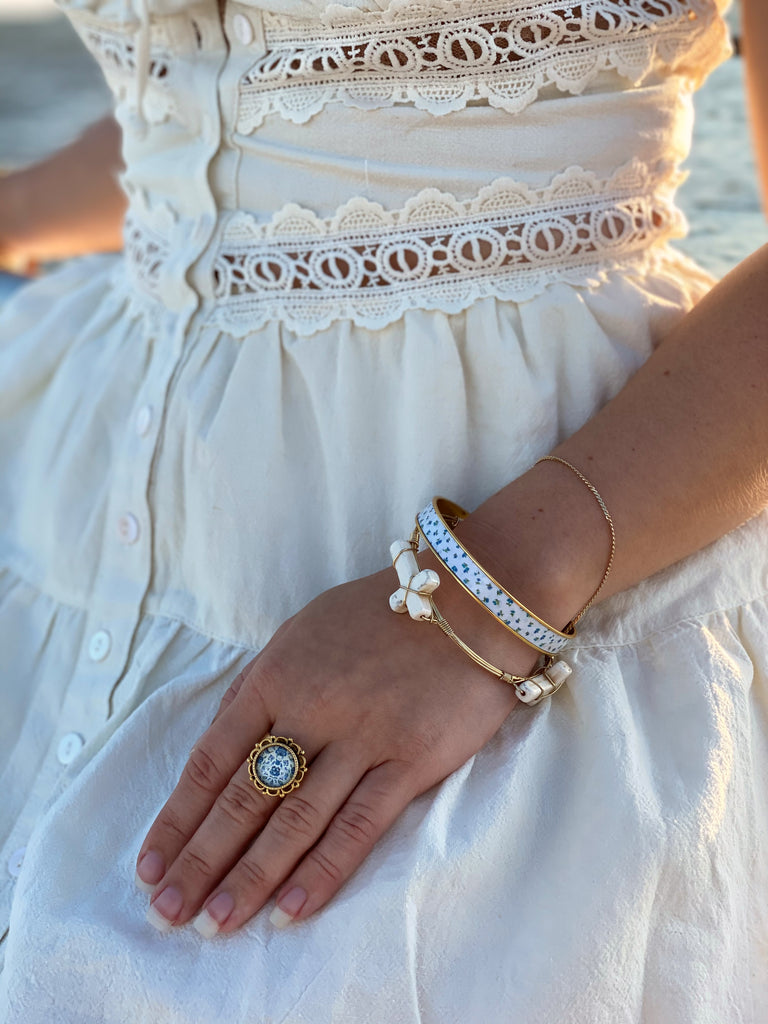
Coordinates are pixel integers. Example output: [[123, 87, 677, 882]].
[[124, 212, 172, 298], [237, 0, 727, 130], [194, 160, 685, 335], [67, 13, 178, 123]]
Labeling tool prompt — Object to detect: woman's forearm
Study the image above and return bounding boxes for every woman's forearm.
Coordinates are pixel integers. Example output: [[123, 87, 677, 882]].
[[0, 116, 127, 268], [743, 0, 768, 214], [460, 244, 768, 642]]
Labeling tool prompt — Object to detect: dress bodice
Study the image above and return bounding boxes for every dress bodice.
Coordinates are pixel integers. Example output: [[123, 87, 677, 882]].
[[56, 0, 732, 333]]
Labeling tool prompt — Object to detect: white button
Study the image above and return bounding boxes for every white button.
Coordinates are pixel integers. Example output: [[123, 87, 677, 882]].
[[57, 732, 85, 765], [117, 513, 140, 545], [232, 13, 254, 45], [88, 629, 112, 662], [135, 404, 153, 437], [7, 847, 26, 878]]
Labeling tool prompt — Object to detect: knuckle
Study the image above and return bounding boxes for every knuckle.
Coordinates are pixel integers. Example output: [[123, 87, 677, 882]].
[[306, 847, 343, 886], [397, 730, 433, 765], [239, 676, 271, 720], [332, 803, 378, 847], [217, 678, 242, 713], [177, 846, 217, 881], [184, 746, 225, 795], [217, 778, 258, 826], [236, 856, 270, 892], [155, 807, 191, 846], [270, 796, 321, 842]]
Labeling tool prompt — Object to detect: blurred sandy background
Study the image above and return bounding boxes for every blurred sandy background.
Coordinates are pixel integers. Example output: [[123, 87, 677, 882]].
[[0, 0, 766, 278]]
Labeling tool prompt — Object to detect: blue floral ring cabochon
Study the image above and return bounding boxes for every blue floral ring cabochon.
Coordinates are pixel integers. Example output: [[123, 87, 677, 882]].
[[254, 743, 299, 788]]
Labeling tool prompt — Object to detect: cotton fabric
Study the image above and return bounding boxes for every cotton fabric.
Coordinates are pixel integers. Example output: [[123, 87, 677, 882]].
[[2, 0, 767, 1019]]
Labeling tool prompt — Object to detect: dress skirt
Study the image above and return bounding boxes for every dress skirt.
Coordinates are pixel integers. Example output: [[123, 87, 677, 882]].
[[2, 0, 766, 1017], [1, 242, 768, 1021]]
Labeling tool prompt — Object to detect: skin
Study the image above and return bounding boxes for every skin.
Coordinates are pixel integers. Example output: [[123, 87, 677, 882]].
[[0, 116, 125, 270], [743, 0, 768, 212], [3, 1, 767, 936]]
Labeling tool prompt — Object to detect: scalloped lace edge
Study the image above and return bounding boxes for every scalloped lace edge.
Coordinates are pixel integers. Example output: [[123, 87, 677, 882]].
[[238, 0, 729, 130], [183, 160, 688, 334]]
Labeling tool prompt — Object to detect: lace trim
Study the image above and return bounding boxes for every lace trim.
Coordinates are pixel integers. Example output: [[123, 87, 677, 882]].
[[237, 0, 726, 129], [68, 12, 178, 123], [169, 160, 684, 334], [124, 211, 173, 298]]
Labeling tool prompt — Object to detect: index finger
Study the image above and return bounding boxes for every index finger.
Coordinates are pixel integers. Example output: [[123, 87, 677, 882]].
[[134, 679, 271, 892]]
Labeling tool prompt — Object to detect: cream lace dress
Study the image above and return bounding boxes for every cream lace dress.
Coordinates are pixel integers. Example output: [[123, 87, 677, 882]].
[[1, 0, 767, 1020]]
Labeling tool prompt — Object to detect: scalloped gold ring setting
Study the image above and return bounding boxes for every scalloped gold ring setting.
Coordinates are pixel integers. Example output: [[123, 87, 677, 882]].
[[247, 735, 308, 798]]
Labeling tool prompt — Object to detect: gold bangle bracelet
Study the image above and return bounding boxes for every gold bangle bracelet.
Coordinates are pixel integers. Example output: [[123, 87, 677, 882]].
[[428, 597, 554, 687], [534, 455, 616, 625], [417, 497, 573, 655]]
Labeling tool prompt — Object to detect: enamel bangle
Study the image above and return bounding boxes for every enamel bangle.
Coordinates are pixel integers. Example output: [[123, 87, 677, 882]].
[[417, 497, 573, 655], [386, 526, 572, 705]]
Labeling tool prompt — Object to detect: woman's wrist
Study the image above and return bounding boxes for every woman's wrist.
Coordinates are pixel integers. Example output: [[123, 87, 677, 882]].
[[450, 457, 616, 642], [407, 459, 603, 686]]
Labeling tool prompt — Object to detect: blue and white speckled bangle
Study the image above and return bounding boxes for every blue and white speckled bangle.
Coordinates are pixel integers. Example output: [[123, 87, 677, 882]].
[[416, 497, 574, 656]]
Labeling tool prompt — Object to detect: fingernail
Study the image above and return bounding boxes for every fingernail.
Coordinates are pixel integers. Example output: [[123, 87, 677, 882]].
[[146, 903, 173, 934], [193, 891, 235, 940], [146, 886, 183, 932], [134, 871, 156, 895], [136, 851, 165, 888], [269, 886, 307, 929]]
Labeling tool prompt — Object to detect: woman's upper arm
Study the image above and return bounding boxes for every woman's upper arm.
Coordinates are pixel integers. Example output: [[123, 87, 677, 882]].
[[741, 0, 768, 214]]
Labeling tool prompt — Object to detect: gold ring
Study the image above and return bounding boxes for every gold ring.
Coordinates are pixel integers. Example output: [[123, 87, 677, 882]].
[[247, 735, 308, 798]]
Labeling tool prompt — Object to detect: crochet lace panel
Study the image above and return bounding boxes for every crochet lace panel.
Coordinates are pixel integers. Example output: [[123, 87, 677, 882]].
[[67, 12, 178, 123], [61, 0, 728, 128], [123, 160, 687, 335], [237, 0, 728, 129]]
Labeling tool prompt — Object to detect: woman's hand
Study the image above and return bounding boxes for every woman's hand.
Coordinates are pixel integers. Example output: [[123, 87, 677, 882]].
[[135, 236, 768, 937], [0, 117, 126, 271], [135, 551, 543, 936]]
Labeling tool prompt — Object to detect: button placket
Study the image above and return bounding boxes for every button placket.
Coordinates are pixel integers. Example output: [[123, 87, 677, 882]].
[[81, 331, 194, 722], [2, 11, 235, 946], [48, 338, 182, 748]]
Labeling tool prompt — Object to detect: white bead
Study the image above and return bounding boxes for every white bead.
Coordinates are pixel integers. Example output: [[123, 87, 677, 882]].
[[516, 679, 544, 705], [544, 660, 572, 688], [389, 539, 440, 620], [516, 659, 571, 705]]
